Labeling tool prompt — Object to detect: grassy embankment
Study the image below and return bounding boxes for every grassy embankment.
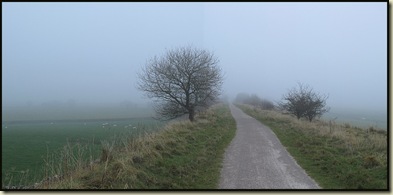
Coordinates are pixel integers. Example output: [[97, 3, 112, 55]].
[[33, 104, 236, 189], [237, 104, 387, 189]]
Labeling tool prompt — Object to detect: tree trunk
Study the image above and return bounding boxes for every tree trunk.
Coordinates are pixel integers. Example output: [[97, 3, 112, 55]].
[[188, 108, 195, 122]]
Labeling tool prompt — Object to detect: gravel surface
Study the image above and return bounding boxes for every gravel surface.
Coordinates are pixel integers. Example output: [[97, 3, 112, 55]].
[[218, 104, 320, 189]]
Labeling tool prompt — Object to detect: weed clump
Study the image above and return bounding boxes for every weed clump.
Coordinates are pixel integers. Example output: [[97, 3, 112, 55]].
[[363, 156, 380, 169]]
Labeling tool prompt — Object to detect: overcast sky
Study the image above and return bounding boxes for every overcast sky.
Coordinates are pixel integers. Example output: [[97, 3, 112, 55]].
[[2, 2, 387, 111]]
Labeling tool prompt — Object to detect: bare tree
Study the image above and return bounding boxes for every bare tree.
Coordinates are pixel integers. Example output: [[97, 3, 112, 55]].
[[137, 46, 223, 122], [279, 83, 329, 122]]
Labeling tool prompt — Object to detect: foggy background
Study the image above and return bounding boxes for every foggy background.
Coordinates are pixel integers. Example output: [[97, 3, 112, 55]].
[[2, 3, 387, 123]]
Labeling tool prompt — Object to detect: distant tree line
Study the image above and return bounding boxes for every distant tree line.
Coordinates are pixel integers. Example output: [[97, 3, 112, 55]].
[[234, 93, 275, 110]]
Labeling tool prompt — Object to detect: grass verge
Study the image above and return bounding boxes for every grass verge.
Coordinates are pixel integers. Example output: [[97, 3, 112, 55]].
[[31, 103, 236, 189], [236, 104, 387, 189]]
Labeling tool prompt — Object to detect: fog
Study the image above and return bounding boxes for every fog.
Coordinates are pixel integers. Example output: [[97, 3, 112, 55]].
[[3, 3, 387, 117]]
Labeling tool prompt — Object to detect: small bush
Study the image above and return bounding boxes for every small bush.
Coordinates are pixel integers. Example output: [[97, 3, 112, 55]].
[[278, 83, 329, 122], [343, 123, 351, 128]]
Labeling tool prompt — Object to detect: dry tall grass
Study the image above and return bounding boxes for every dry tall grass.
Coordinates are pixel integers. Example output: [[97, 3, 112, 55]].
[[246, 105, 387, 152]]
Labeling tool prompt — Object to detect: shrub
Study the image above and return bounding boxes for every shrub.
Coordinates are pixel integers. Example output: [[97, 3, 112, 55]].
[[279, 83, 329, 121]]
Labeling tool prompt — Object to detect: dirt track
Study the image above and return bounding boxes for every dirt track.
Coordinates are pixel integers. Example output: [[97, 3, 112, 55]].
[[218, 104, 320, 189]]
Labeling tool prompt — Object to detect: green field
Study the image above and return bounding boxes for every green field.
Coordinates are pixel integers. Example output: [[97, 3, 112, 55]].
[[322, 108, 387, 130], [2, 117, 163, 187]]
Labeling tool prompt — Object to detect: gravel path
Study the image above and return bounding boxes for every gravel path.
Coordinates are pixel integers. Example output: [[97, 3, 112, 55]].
[[218, 104, 320, 189]]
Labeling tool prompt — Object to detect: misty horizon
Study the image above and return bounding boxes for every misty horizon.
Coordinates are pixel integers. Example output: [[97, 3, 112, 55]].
[[3, 2, 387, 116]]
